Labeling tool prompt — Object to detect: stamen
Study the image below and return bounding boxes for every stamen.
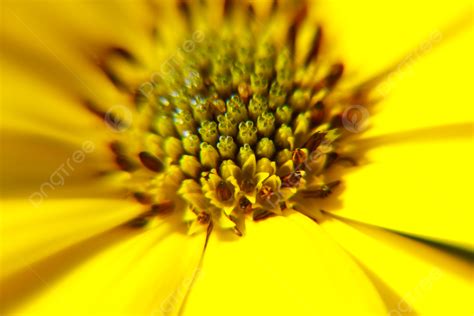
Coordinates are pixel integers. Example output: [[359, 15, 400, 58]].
[[216, 181, 233, 202], [138, 151, 163, 172], [302, 132, 327, 152], [302, 181, 341, 198]]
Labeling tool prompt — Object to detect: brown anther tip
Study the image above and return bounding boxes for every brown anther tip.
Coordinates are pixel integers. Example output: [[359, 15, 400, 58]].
[[327, 180, 341, 189], [324, 152, 339, 168], [247, 3, 256, 18], [83, 99, 107, 119], [233, 227, 243, 237], [241, 178, 255, 193], [150, 200, 174, 215], [216, 181, 233, 201], [329, 113, 343, 128], [292, 148, 308, 167], [128, 216, 149, 228], [310, 101, 325, 125], [109, 140, 125, 154], [287, 3, 309, 56], [239, 197, 253, 214], [223, 0, 234, 17], [303, 131, 327, 152], [197, 212, 211, 224], [253, 210, 275, 221], [133, 192, 153, 205], [314, 100, 325, 109], [326, 63, 344, 87], [259, 186, 274, 201], [138, 151, 163, 172], [107, 46, 136, 63], [97, 63, 129, 93], [115, 155, 137, 172], [337, 156, 358, 166], [281, 170, 303, 188], [103, 110, 129, 131], [304, 26, 322, 66], [301, 180, 341, 198], [270, 0, 279, 14], [177, 0, 191, 23], [313, 63, 344, 91]]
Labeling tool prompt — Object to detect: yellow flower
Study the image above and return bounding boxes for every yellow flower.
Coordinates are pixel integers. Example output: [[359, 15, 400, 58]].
[[1, 0, 472, 315]]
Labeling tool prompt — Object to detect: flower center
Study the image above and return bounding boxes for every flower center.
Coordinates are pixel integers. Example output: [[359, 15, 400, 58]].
[[106, 25, 355, 235]]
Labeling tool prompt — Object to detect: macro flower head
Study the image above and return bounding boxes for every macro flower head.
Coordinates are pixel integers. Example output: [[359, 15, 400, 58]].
[[0, 0, 473, 315]]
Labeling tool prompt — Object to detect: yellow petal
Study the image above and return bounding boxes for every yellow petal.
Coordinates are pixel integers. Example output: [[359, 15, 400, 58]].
[[313, 6, 474, 250], [364, 23, 473, 138], [0, 198, 143, 278], [321, 136, 473, 250], [0, 58, 132, 198], [314, 0, 472, 79], [320, 216, 473, 316], [181, 212, 387, 315], [0, 130, 125, 199], [3, 222, 206, 316], [2, 0, 155, 69]]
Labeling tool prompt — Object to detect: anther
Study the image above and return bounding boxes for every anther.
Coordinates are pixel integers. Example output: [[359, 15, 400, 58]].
[[302, 180, 341, 198], [292, 148, 308, 168], [115, 155, 137, 172], [302, 131, 327, 153], [239, 197, 253, 213], [197, 211, 211, 224], [216, 181, 234, 202], [138, 151, 163, 172], [253, 210, 275, 221], [281, 170, 303, 188], [133, 192, 153, 204], [310, 101, 325, 125], [150, 200, 174, 215]]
